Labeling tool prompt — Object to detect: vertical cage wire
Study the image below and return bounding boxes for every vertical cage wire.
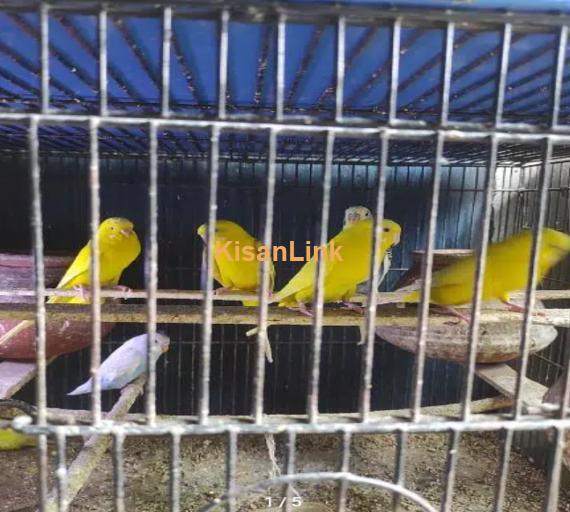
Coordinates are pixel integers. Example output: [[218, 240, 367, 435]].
[[410, 131, 444, 420], [392, 430, 407, 511], [335, 15, 346, 123], [56, 431, 68, 512], [283, 431, 297, 512], [199, 125, 221, 424], [439, 21, 454, 126], [275, 13, 286, 121], [29, 115, 49, 511], [161, 6, 172, 118], [440, 428, 461, 512], [226, 429, 238, 512], [494, 23, 512, 127], [358, 132, 388, 421], [514, 137, 553, 420], [146, 121, 159, 424], [112, 432, 126, 512], [98, 8, 108, 116], [252, 128, 277, 423], [493, 428, 514, 512], [88, 117, 103, 425], [460, 137, 498, 421], [307, 130, 335, 423], [388, 18, 401, 124], [170, 431, 182, 512], [336, 430, 352, 512], [544, 426, 566, 512], [39, 4, 49, 114]]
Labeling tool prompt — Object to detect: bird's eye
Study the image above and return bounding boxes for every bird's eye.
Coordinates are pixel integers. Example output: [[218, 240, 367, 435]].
[[383, 227, 390, 233], [110, 226, 115, 230]]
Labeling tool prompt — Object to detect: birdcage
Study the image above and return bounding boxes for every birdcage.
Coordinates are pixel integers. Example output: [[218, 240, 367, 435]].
[[0, 0, 569, 510]]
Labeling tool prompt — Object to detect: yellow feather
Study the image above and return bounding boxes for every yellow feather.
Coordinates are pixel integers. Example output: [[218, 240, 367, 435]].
[[403, 228, 570, 306], [272, 218, 402, 307], [0, 428, 36, 450], [197, 220, 275, 307]]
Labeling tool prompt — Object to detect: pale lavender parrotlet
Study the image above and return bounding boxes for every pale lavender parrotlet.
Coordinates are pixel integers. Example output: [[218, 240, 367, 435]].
[[68, 332, 170, 396]]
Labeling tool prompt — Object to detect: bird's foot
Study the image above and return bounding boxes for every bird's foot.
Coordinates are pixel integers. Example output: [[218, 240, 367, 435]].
[[73, 284, 91, 302], [341, 301, 365, 315], [434, 305, 471, 324], [287, 302, 314, 318], [214, 287, 234, 295], [112, 285, 132, 298], [502, 301, 546, 317]]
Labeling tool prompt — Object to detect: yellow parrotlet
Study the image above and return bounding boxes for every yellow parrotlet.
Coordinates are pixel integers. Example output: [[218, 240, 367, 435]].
[[0, 428, 36, 450], [0, 400, 36, 451], [401, 228, 570, 321], [0, 217, 141, 346], [272, 218, 402, 316], [197, 220, 275, 307]]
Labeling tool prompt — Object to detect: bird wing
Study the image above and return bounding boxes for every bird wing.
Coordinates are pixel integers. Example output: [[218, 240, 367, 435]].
[[271, 258, 317, 304], [99, 343, 146, 389], [56, 242, 91, 290], [201, 247, 224, 289]]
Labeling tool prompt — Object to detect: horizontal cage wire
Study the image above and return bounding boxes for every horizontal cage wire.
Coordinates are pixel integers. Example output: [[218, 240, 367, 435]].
[[0, 1, 568, 512]]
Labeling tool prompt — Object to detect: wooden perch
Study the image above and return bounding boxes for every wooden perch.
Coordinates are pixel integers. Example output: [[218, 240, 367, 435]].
[[42, 376, 146, 512], [13, 396, 511, 428], [1, 287, 569, 303], [0, 302, 568, 327]]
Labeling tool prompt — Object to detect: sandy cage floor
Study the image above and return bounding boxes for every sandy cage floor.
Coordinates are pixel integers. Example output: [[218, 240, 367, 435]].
[[1, 431, 569, 511]]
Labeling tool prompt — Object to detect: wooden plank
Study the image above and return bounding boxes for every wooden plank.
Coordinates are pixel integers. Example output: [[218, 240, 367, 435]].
[[0, 360, 37, 399], [475, 363, 548, 410]]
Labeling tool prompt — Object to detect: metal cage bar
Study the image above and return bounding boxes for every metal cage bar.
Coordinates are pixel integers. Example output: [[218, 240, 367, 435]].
[[29, 115, 49, 511], [252, 128, 277, 423], [88, 118, 103, 425], [146, 122, 159, 424], [335, 430, 352, 512], [307, 130, 335, 423], [112, 432, 126, 512], [283, 430, 297, 512], [56, 431, 68, 512], [461, 135, 498, 420], [410, 132, 444, 420], [98, 9, 108, 117], [161, 6, 173, 117], [199, 125, 221, 424], [170, 431, 182, 512], [358, 131, 388, 421]]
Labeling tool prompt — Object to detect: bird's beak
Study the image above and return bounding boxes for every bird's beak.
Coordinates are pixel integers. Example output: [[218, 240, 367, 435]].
[[161, 343, 170, 353], [120, 227, 134, 238], [393, 231, 401, 246], [197, 224, 206, 240]]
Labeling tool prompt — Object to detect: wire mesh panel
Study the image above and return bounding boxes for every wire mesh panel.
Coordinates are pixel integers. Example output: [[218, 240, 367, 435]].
[[0, 1, 569, 511]]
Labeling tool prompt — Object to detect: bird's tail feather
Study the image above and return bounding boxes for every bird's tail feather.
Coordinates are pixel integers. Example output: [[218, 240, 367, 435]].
[[0, 320, 34, 347], [67, 380, 92, 396], [402, 290, 420, 303]]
